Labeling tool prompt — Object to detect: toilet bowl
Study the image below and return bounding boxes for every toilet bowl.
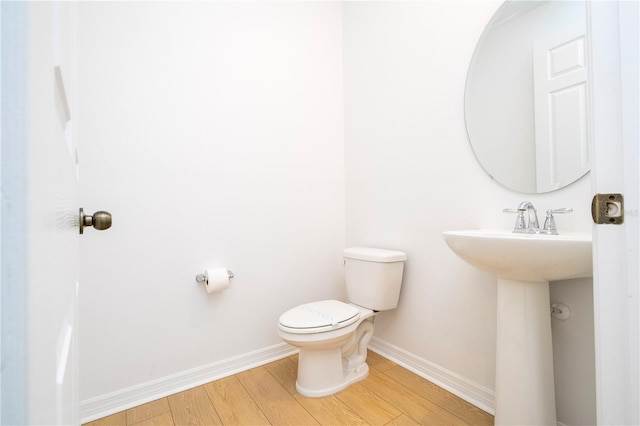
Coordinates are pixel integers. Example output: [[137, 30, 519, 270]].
[[277, 247, 407, 398]]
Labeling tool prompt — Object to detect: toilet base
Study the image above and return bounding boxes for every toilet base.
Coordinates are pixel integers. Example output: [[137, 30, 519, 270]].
[[293, 317, 374, 398], [296, 360, 369, 397]]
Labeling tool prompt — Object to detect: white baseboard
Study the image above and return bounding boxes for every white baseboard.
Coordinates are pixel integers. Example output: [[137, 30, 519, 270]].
[[80, 343, 297, 423], [369, 337, 495, 415]]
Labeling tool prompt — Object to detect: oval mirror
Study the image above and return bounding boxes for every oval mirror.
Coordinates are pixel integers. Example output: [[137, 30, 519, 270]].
[[465, 1, 590, 193]]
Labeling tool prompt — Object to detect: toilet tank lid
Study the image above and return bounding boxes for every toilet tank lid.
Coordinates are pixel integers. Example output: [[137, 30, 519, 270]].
[[343, 247, 407, 262]]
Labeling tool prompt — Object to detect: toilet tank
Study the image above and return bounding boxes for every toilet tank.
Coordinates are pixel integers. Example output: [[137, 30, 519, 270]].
[[343, 247, 407, 311]]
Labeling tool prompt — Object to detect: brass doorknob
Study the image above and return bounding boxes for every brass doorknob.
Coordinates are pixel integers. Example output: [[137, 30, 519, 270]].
[[79, 208, 112, 234]]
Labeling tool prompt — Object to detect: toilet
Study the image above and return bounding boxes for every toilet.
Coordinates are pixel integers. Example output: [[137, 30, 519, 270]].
[[278, 247, 407, 397]]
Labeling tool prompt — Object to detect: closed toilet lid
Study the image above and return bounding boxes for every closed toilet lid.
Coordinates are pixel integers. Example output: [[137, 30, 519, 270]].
[[279, 300, 360, 334]]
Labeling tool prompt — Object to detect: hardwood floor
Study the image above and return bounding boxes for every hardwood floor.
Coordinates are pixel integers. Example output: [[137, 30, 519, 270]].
[[84, 351, 493, 426]]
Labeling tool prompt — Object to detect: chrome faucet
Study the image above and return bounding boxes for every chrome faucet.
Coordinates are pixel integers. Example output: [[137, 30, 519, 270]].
[[503, 201, 540, 233], [504, 202, 573, 234]]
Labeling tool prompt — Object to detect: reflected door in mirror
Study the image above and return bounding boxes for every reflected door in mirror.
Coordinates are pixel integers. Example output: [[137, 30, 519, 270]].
[[533, 26, 589, 192]]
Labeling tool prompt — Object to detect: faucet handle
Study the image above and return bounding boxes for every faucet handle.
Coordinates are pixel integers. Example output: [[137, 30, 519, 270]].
[[549, 208, 573, 215], [503, 208, 527, 232], [541, 208, 573, 235]]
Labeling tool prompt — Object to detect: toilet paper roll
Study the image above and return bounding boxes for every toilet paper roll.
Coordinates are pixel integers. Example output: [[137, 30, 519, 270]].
[[204, 268, 230, 294]]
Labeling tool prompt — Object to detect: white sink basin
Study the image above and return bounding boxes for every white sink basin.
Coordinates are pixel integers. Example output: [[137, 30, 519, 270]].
[[442, 229, 592, 282], [442, 229, 592, 425]]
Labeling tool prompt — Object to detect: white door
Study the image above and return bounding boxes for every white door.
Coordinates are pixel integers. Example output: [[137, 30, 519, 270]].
[[533, 25, 590, 193], [2, 2, 83, 424], [590, 2, 640, 424]]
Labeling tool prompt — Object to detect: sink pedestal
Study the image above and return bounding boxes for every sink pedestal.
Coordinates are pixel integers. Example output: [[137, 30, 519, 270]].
[[495, 278, 556, 425], [442, 229, 592, 424]]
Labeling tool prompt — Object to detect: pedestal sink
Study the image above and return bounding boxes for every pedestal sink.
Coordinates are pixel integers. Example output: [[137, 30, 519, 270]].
[[442, 229, 592, 425]]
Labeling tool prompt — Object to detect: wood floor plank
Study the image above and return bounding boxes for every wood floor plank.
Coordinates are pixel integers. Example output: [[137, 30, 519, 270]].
[[236, 366, 319, 425], [126, 398, 170, 425], [384, 414, 421, 426], [383, 366, 493, 426], [203, 375, 270, 425], [263, 356, 298, 395], [84, 412, 127, 426], [129, 412, 174, 426], [360, 368, 468, 425], [293, 392, 369, 425], [367, 350, 398, 372], [167, 386, 222, 425], [335, 382, 402, 426]]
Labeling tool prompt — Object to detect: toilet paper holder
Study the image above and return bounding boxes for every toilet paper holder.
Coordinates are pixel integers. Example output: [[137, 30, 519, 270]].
[[195, 270, 234, 284]]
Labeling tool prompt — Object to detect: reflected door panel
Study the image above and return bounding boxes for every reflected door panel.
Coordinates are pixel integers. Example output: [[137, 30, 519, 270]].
[[534, 27, 590, 192]]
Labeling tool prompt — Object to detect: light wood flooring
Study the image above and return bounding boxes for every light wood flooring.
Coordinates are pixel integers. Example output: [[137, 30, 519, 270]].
[[84, 351, 494, 426]]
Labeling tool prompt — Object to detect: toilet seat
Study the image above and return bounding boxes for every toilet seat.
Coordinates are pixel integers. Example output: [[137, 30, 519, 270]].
[[278, 300, 360, 334]]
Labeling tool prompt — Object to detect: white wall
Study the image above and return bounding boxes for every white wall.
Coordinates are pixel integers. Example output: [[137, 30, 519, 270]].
[[77, 1, 345, 403], [551, 278, 596, 425], [343, 2, 595, 422]]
